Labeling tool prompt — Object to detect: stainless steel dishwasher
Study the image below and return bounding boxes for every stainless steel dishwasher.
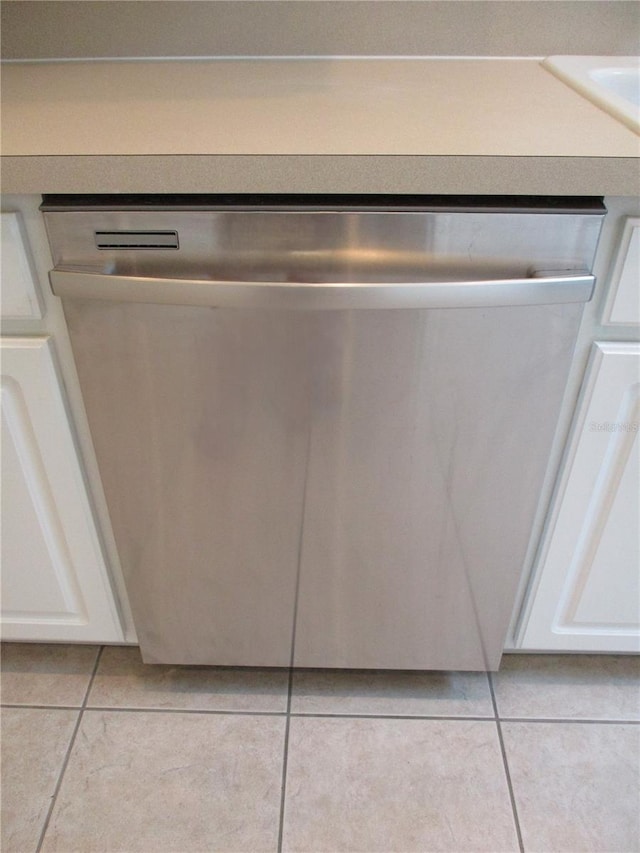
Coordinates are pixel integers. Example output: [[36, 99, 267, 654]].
[[43, 195, 604, 670]]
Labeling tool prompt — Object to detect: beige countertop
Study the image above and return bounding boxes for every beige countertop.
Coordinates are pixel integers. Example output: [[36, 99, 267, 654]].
[[1, 58, 639, 195]]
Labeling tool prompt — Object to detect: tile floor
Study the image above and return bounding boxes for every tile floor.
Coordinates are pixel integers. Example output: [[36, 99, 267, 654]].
[[1, 645, 639, 853]]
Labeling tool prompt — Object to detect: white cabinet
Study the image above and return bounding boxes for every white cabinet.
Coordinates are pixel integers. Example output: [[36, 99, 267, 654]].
[[601, 217, 640, 327], [519, 342, 640, 652], [1, 211, 44, 319], [1, 337, 123, 642]]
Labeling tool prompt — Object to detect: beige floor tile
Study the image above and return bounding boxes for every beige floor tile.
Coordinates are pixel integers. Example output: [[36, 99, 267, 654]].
[[1, 708, 78, 853], [291, 668, 493, 717], [1, 643, 99, 706], [87, 645, 289, 711], [493, 654, 640, 720], [282, 716, 518, 852], [503, 721, 640, 853], [41, 709, 285, 853]]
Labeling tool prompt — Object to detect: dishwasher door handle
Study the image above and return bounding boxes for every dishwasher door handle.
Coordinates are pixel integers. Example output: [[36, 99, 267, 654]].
[[49, 269, 595, 310]]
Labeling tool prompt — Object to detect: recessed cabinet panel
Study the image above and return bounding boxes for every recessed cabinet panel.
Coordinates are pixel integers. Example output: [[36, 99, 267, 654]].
[[0, 337, 123, 642], [602, 218, 640, 327], [0, 212, 44, 319], [2, 390, 86, 621], [519, 342, 640, 652], [572, 438, 639, 627]]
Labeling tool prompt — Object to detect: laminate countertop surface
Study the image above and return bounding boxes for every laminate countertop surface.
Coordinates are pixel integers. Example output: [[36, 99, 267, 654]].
[[1, 58, 639, 195]]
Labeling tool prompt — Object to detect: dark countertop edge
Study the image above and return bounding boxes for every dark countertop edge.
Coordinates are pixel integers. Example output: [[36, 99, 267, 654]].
[[2, 154, 639, 198]]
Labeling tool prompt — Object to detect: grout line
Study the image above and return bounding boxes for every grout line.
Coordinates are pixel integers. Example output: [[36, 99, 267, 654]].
[[1, 704, 82, 711], [82, 706, 287, 717], [485, 669, 496, 717], [83, 646, 104, 709], [289, 712, 496, 721], [35, 645, 105, 853], [3, 703, 636, 724], [277, 668, 294, 853], [4, 702, 637, 724], [499, 717, 640, 725], [488, 672, 524, 853]]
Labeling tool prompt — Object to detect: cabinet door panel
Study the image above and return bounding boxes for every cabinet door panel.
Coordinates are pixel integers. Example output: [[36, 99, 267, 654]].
[[0, 212, 44, 319], [519, 342, 640, 652], [1, 337, 123, 642], [602, 218, 640, 327]]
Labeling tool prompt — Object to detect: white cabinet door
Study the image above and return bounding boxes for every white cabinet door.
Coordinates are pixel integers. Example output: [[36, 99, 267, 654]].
[[1, 337, 123, 642], [519, 342, 640, 652], [601, 217, 640, 327], [1, 212, 44, 319]]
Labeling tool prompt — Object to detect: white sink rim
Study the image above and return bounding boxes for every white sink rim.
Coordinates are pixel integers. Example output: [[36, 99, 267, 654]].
[[543, 56, 640, 136]]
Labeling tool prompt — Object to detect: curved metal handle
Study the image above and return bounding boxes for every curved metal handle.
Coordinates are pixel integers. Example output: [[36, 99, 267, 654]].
[[49, 268, 595, 310]]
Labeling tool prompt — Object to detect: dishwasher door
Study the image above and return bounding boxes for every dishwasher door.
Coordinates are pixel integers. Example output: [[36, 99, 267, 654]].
[[43, 197, 604, 670]]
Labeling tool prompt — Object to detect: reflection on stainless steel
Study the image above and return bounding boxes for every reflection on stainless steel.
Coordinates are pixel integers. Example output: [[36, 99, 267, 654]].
[[44, 207, 602, 283], [49, 269, 595, 310], [44, 198, 605, 670]]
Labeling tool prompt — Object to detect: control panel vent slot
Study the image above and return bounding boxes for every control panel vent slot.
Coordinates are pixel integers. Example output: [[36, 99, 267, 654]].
[[95, 231, 179, 250]]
